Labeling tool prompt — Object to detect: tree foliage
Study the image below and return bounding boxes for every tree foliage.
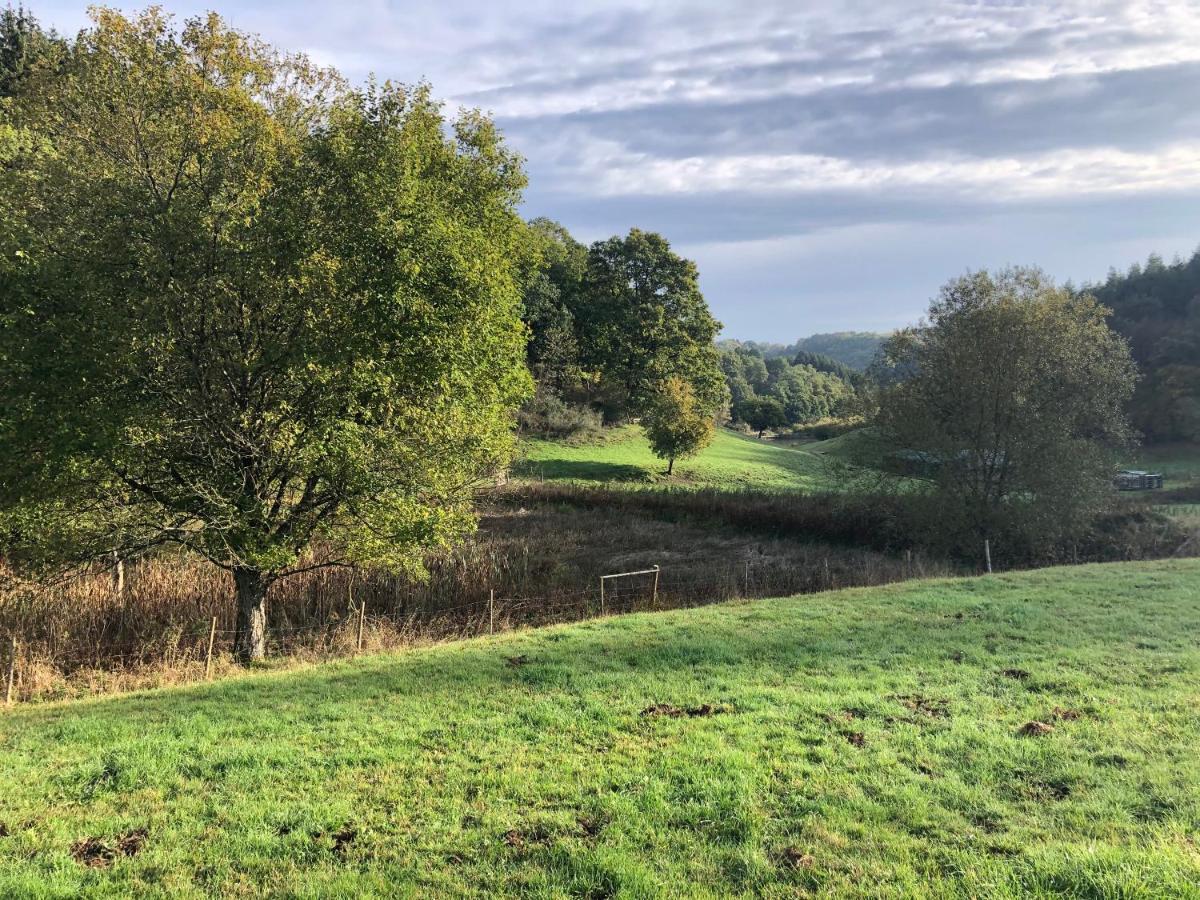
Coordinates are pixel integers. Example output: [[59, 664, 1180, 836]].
[[642, 376, 715, 475], [575, 228, 726, 420], [520, 217, 587, 393], [735, 397, 789, 438], [0, 4, 62, 99], [1083, 250, 1200, 442], [873, 268, 1137, 556], [0, 9, 532, 660], [721, 344, 854, 429]]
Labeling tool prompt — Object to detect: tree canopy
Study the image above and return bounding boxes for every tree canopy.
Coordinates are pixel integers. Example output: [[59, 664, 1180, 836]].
[[574, 228, 726, 420], [1083, 250, 1200, 442], [0, 9, 532, 660], [721, 344, 854, 431]]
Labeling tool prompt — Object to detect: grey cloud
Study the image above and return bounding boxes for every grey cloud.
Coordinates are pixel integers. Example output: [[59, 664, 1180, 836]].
[[499, 60, 1200, 172]]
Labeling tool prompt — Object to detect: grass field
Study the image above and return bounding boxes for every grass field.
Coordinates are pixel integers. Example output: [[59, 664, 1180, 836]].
[[2, 560, 1198, 897], [1133, 443, 1200, 486], [515, 427, 844, 492]]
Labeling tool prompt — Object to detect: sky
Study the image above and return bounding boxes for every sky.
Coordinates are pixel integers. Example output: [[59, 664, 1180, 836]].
[[30, 1, 1200, 339]]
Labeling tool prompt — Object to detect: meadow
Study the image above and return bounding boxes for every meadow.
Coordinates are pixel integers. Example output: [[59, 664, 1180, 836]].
[[515, 426, 848, 492], [1, 560, 1197, 898]]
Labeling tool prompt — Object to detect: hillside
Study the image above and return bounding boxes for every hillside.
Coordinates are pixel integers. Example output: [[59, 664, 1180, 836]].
[[515, 426, 844, 491], [2, 560, 1198, 897]]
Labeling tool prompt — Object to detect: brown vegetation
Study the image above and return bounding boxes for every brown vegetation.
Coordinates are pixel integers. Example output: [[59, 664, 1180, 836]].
[[1, 483, 1191, 703]]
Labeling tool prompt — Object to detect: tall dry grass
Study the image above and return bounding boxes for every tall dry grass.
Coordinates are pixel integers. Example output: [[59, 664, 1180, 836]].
[[6, 483, 1183, 703]]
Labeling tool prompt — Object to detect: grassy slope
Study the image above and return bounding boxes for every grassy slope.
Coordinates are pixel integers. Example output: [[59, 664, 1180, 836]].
[[516, 426, 843, 492], [2, 561, 1199, 898], [1131, 443, 1200, 485]]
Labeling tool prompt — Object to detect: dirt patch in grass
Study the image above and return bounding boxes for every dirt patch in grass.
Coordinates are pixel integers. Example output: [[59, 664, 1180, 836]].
[[640, 702, 725, 718], [893, 694, 951, 718], [331, 825, 357, 855], [501, 824, 554, 850], [71, 828, 147, 868], [999, 668, 1031, 680], [505, 655, 530, 668], [776, 846, 815, 869], [844, 732, 866, 747], [1050, 706, 1081, 721], [578, 815, 605, 838], [1018, 721, 1054, 737]]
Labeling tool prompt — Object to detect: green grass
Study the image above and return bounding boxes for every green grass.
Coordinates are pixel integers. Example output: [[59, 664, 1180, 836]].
[[1126, 443, 1200, 490], [2, 560, 1199, 897], [515, 426, 843, 492]]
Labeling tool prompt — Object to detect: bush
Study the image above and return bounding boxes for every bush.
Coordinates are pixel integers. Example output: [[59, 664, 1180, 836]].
[[517, 388, 603, 440], [789, 418, 862, 441]]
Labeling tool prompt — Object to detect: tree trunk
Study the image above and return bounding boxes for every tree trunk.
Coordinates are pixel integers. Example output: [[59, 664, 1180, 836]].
[[667, 457, 674, 476], [233, 567, 268, 664], [758, 429, 764, 439]]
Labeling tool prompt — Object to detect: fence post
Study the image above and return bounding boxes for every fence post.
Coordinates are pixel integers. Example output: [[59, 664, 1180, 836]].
[[984, 539, 993, 574], [204, 617, 217, 680], [652, 565, 660, 608], [489, 589, 495, 635], [744, 559, 750, 595], [356, 602, 366, 652], [599, 577, 605, 616], [111, 551, 125, 597], [5, 636, 16, 706]]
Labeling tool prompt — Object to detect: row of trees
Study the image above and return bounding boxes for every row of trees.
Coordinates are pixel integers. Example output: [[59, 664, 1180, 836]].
[[1083, 251, 1200, 443], [520, 220, 727, 469], [720, 344, 856, 435]]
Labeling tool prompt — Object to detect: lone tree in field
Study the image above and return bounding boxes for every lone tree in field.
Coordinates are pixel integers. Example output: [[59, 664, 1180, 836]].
[[642, 376, 716, 476], [737, 397, 788, 438], [873, 268, 1137, 556], [0, 10, 532, 661]]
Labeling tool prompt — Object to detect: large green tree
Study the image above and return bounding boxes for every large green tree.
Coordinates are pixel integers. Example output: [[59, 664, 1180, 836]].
[[873, 268, 1137, 557], [0, 10, 532, 661], [575, 228, 726, 420]]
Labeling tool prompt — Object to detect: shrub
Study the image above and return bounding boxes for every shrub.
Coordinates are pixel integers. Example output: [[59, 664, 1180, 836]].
[[517, 388, 604, 440]]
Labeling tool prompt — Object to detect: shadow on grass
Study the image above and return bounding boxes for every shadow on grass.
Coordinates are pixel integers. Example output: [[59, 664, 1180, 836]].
[[511, 458, 651, 483]]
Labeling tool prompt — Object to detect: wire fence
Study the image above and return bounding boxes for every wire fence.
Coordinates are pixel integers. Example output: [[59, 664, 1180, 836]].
[[2, 558, 919, 706]]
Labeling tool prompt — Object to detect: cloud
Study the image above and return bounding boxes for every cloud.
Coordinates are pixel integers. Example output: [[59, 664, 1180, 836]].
[[33, 0, 1200, 336]]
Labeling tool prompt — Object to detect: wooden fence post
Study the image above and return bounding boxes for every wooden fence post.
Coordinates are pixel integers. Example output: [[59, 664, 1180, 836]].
[[984, 539, 993, 574], [652, 565, 660, 608], [357, 602, 366, 652], [488, 589, 495, 635], [111, 551, 125, 597], [5, 636, 16, 706], [204, 617, 217, 680], [599, 577, 605, 616]]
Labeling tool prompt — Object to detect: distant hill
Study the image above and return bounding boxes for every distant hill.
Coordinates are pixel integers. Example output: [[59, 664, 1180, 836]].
[[791, 332, 889, 371], [719, 331, 889, 372]]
